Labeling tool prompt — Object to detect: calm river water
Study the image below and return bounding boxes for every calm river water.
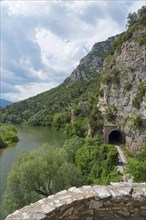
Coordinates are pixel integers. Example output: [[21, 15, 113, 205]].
[[0, 125, 67, 204]]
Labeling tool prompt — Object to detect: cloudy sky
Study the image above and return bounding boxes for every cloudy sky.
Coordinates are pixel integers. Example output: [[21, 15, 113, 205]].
[[1, 0, 145, 102]]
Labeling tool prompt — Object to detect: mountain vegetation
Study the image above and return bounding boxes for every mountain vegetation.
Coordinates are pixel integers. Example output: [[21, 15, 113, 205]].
[[0, 6, 146, 219], [0, 124, 19, 147], [1, 138, 121, 217], [0, 7, 145, 139], [0, 99, 13, 107]]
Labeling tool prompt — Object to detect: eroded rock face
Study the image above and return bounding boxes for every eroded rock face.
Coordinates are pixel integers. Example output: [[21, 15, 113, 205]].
[[65, 36, 116, 84], [5, 183, 146, 220], [98, 29, 146, 152]]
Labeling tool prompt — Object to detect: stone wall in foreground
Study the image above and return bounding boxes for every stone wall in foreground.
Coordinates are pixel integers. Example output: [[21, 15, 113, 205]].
[[6, 183, 146, 220]]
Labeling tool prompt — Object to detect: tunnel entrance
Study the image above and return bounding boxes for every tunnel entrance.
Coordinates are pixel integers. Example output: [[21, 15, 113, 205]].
[[108, 130, 125, 145]]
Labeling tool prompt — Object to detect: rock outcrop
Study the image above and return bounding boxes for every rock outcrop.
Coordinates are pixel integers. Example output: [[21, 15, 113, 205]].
[[98, 28, 146, 152], [65, 36, 116, 84], [5, 183, 146, 220]]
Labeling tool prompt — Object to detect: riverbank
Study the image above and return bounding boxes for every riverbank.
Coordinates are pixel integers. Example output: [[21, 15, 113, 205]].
[[0, 125, 67, 202], [0, 124, 19, 148]]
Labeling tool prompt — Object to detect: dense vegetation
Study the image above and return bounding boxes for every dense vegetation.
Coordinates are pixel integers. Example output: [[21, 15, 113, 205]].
[[0, 124, 19, 147], [0, 72, 103, 138], [1, 137, 121, 217], [109, 6, 146, 54], [121, 145, 146, 182], [0, 7, 145, 136], [0, 6, 146, 218]]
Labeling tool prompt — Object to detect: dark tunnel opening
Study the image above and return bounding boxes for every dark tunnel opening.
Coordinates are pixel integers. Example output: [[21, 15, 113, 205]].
[[108, 130, 125, 145]]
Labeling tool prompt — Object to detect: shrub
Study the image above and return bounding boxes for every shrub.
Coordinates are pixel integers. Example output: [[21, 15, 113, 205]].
[[123, 23, 139, 41], [102, 68, 120, 85], [111, 68, 120, 84], [126, 146, 146, 182], [139, 34, 146, 46], [75, 143, 121, 185], [112, 33, 125, 52], [105, 106, 117, 122], [132, 82, 145, 109], [0, 124, 19, 147], [102, 72, 112, 85], [124, 82, 133, 91], [131, 115, 143, 128], [89, 106, 103, 136], [66, 117, 88, 138], [99, 89, 104, 97]]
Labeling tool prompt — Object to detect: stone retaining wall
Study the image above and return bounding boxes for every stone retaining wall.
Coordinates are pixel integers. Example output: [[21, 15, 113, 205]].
[[6, 183, 146, 220]]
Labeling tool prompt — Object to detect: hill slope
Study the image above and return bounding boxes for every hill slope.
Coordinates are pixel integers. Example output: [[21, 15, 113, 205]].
[[0, 99, 13, 107], [0, 6, 146, 150], [0, 36, 115, 127]]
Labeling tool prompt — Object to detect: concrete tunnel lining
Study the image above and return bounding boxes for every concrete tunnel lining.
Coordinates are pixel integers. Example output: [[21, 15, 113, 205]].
[[108, 130, 125, 145]]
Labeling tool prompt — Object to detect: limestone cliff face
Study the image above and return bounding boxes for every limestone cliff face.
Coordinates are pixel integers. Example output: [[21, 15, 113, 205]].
[[98, 28, 146, 152], [65, 36, 116, 83]]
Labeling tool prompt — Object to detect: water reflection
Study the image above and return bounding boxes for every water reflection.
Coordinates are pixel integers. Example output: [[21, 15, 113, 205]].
[[0, 125, 67, 203]]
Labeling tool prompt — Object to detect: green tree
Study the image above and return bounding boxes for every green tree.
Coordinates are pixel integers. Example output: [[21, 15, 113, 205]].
[[138, 6, 146, 25], [63, 136, 83, 162], [89, 106, 103, 136], [66, 117, 88, 137], [0, 124, 19, 147], [126, 12, 138, 27], [126, 146, 146, 182], [53, 112, 70, 130], [53, 163, 83, 192], [75, 143, 120, 185], [1, 144, 83, 217]]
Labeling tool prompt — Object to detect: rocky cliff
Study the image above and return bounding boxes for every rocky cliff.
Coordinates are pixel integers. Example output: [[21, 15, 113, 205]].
[[98, 28, 146, 152], [0, 8, 146, 153], [65, 36, 116, 83]]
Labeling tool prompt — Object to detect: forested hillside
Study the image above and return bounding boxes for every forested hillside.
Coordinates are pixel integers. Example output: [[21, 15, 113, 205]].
[[0, 6, 146, 140], [0, 99, 13, 107], [0, 6, 146, 219], [0, 36, 115, 137]]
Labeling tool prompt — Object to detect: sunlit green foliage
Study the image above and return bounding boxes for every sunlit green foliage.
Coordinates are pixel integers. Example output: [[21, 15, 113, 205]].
[[109, 6, 146, 54], [0, 73, 101, 138], [105, 105, 117, 122], [63, 136, 83, 162], [75, 143, 121, 185], [124, 82, 133, 91], [52, 112, 71, 130], [139, 34, 146, 46], [126, 146, 146, 182], [132, 81, 146, 109], [0, 124, 19, 147], [1, 144, 83, 217], [102, 68, 120, 85], [66, 117, 88, 137], [89, 106, 103, 136]]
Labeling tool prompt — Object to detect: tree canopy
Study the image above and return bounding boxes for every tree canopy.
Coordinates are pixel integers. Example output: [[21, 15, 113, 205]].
[[126, 6, 146, 27], [1, 144, 83, 217]]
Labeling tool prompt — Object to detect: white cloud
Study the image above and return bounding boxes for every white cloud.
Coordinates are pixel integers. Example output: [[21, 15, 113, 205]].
[[1, 0, 145, 102], [35, 27, 86, 73], [128, 1, 145, 13], [2, 82, 59, 102], [2, 1, 52, 17]]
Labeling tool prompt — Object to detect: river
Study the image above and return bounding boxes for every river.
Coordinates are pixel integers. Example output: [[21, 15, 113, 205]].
[[0, 125, 67, 204]]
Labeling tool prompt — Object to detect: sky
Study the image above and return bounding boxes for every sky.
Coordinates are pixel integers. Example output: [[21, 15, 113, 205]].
[[0, 0, 145, 102]]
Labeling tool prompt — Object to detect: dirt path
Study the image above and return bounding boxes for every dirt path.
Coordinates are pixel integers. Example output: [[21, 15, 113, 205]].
[[115, 145, 132, 182]]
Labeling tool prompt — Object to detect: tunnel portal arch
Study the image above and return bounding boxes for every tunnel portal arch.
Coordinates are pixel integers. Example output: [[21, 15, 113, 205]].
[[108, 129, 125, 145], [104, 125, 125, 145]]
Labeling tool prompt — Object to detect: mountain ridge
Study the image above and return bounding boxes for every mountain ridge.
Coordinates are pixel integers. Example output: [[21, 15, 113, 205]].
[[0, 6, 146, 151], [65, 35, 117, 84], [0, 99, 13, 107]]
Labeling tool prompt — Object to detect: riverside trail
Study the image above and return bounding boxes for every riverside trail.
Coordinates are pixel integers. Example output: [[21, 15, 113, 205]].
[[115, 145, 132, 182]]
